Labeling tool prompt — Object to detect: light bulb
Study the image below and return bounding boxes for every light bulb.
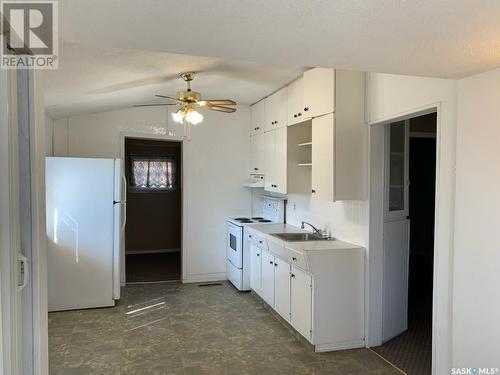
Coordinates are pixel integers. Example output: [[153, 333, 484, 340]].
[[172, 110, 185, 123], [186, 110, 203, 125]]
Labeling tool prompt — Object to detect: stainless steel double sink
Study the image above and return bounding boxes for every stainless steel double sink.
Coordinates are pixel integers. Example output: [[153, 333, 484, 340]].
[[270, 232, 333, 242]]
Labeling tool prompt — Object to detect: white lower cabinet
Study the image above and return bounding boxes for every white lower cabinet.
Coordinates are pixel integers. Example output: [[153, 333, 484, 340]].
[[290, 265, 313, 341], [261, 249, 275, 307], [249, 243, 262, 296], [250, 229, 365, 352], [274, 257, 291, 322]]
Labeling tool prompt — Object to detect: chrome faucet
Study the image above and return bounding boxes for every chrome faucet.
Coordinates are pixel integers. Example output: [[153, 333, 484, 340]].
[[301, 221, 323, 236]]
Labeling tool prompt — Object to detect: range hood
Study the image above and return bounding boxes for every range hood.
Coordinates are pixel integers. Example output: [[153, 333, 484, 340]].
[[242, 174, 264, 188]]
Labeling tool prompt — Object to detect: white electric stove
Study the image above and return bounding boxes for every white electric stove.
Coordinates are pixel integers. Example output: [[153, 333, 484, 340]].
[[227, 197, 286, 291]]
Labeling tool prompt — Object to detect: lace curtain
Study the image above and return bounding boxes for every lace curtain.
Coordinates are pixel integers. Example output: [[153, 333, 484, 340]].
[[131, 157, 176, 190]]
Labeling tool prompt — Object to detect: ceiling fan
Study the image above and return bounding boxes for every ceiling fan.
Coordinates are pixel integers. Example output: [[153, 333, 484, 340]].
[[134, 72, 237, 125]]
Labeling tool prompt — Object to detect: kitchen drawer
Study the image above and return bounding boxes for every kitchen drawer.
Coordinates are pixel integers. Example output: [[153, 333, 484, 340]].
[[245, 227, 256, 242], [286, 247, 309, 272], [266, 236, 287, 260], [250, 232, 267, 249]]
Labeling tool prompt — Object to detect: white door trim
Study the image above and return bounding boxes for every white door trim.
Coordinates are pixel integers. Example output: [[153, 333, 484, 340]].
[[367, 102, 442, 375], [118, 132, 187, 285], [0, 68, 21, 375]]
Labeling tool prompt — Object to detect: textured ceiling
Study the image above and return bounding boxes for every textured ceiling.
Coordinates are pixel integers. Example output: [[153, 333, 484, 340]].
[[58, 0, 500, 79], [44, 44, 307, 118]]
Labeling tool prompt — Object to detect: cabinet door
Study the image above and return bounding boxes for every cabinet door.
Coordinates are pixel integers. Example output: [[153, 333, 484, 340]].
[[261, 249, 275, 307], [250, 133, 265, 175], [250, 243, 262, 296], [250, 100, 265, 136], [311, 113, 334, 200], [290, 266, 313, 342], [303, 68, 335, 119], [287, 77, 304, 126], [264, 130, 275, 192], [274, 257, 291, 322], [265, 88, 287, 132], [273, 127, 287, 194]]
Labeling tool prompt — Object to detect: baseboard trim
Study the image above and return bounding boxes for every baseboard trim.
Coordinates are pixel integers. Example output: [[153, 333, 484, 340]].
[[314, 340, 365, 352], [182, 273, 227, 283], [126, 248, 180, 255]]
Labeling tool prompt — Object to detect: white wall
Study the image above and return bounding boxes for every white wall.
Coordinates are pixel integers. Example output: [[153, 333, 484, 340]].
[[366, 73, 457, 375], [286, 197, 368, 246], [52, 106, 251, 282], [453, 68, 500, 367], [44, 115, 53, 156]]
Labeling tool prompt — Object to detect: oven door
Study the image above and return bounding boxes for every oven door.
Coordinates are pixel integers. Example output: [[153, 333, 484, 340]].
[[227, 222, 243, 269]]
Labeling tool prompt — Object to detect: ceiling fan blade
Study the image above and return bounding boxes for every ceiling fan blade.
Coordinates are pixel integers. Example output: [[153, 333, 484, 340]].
[[207, 105, 237, 113], [199, 99, 236, 106], [133, 103, 178, 107], [155, 94, 182, 102]]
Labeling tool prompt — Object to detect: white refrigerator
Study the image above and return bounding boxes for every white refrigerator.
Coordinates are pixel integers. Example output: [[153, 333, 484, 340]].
[[45, 157, 125, 311]]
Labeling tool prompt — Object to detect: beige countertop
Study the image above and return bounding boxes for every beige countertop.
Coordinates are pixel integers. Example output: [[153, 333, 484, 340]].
[[247, 223, 363, 252]]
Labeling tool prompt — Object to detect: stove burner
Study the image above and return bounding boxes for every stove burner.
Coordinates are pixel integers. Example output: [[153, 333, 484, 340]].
[[258, 219, 272, 223], [252, 217, 264, 220], [234, 217, 250, 221]]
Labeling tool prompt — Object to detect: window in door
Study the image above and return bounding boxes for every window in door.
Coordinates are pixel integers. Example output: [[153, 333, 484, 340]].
[[385, 120, 409, 219], [130, 157, 177, 191]]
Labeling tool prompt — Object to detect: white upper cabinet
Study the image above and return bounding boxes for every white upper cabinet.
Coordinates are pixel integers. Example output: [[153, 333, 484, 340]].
[[303, 68, 335, 119], [264, 130, 276, 192], [310, 70, 367, 201], [311, 113, 334, 200], [250, 133, 266, 175], [264, 88, 287, 132], [264, 127, 287, 194], [273, 127, 287, 194], [250, 100, 265, 136], [287, 77, 305, 126]]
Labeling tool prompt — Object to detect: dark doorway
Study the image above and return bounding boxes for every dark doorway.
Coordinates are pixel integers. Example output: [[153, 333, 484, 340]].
[[124, 138, 182, 282], [373, 112, 436, 375]]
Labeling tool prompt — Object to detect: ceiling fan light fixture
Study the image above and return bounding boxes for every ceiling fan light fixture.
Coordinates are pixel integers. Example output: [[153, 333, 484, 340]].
[[172, 108, 185, 123], [185, 108, 203, 125]]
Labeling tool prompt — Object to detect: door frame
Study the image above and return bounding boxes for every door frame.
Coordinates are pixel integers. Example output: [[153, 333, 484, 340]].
[[367, 103, 440, 371], [0, 60, 21, 375], [119, 132, 186, 285]]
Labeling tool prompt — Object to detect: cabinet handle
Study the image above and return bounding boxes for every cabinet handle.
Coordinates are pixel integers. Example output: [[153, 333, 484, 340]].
[[274, 263, 278, 267], [259, 240, 263, 244], [256, 127, 260, 130], [249, 235, 253, 238], [311, 189, 316, 194], [292, 257, 297, 261], [294, 114, 297, 118], [257, 253, 260, 257], [291, 274, 295, 278], [269, 261, 273, 265], [304, 107, 309, 112], [298, 113, 302, 116], [254, 167, 258, 171]]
